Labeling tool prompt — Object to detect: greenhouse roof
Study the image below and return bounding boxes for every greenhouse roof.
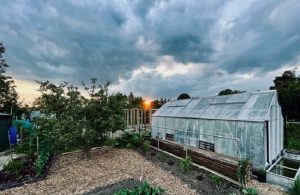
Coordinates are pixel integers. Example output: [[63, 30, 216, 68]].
[[153, 90, 277, 122]]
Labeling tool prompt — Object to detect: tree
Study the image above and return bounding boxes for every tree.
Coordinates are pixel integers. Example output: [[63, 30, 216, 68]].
[[127, 92, 143, 108], [270, 69, 300, 120], [34, 79, 127, 158], [0, 43, 18, 114], [218, 89, 245, 96], [177, 93, 190, 100]]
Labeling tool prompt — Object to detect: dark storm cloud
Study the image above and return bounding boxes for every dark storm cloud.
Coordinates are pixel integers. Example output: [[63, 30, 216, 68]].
[[0, 0, 300, 98]]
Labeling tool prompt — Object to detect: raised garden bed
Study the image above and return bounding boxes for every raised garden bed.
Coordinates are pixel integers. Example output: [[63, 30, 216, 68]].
[[0, 154, 54, 191], [138, 147, 240, 195]]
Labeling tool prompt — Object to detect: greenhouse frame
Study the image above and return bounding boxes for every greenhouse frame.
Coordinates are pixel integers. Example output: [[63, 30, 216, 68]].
[[151, 90, 284, 169]]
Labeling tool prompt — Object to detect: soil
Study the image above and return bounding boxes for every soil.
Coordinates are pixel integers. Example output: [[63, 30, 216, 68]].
[[83, 179, 142, 195], [140, 148, 240, 195], [1, 148, 197, 195], [0, 154, 53, 191]]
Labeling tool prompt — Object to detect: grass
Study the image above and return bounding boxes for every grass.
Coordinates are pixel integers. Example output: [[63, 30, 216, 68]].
[[286, 123, 300, 150]]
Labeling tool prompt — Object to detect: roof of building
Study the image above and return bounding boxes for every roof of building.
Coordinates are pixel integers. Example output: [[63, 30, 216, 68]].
[[152, 90, 278, 122]]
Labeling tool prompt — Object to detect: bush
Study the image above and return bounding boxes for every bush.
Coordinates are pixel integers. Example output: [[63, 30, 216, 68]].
[[114, 181, 166, 195], [143, 140, 151, 152], [286, 123, 300, 150], [242, 187, 258, 195], [238, 159, 251, 188], [3, 159, 24, 181], [180, 156, 192, 172], [289, 176, 300, 195], [210, 174, 225, 188], [114, 132, 143, 149], [35, 140, 51, 177]]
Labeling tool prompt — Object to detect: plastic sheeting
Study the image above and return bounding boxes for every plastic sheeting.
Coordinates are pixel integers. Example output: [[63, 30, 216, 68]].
[[153, 91, 276, 122], [151, 91, 284, 169], [152, 117, 265, 167]]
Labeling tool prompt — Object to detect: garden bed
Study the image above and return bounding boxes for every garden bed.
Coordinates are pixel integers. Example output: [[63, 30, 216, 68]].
[[0, 154, 54, 191], [1, 148, 196, 194], [139, 147, 240, 195]]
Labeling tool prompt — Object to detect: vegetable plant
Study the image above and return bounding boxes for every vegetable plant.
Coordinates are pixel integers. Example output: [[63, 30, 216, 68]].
[[180, 156, 192, 172], [3, 159, 24, 181], [114, 181, 166, 195]]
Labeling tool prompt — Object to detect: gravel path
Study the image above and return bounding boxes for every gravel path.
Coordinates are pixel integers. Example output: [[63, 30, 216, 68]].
[[2, 148, 197, 195]]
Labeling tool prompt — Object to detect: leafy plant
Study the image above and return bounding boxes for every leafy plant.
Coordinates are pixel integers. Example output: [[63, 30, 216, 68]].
[[242, 187, 258, 195], [114, 181, 166, 195], [238, 159, 251, 188], [210, 174, 226, 188], [180, 156, 192, 172], [3, 159, 24, 181], [289, 176, 300, 195], [35, 140, 51, 177], [143, 140, 151, 152], [114, 132, 143, 149]]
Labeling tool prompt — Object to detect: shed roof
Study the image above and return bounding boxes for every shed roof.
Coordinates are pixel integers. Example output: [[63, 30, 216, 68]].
[[153, 90, 277, 122]]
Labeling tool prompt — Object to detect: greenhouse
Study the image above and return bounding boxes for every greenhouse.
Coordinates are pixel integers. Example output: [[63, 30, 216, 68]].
[[151, 90, 284, 169]]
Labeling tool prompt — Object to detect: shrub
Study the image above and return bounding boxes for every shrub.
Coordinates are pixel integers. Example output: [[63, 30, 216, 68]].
[[238, 159, 251, 188], [114, 181, 166, 195], [242, 187, 258, 195], [180, 156, 192, 172], [210, 174, 225, 188], [289, 176, 300, 195], [35, 151, 50, 177], [143, 140, 151, 152], [114, 132, 143, 149], [35, 140, 51, 177], [3, 159, 24, 181]]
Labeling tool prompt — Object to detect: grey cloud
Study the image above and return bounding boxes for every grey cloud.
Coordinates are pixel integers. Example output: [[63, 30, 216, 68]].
[[0, 0, 300, 98]]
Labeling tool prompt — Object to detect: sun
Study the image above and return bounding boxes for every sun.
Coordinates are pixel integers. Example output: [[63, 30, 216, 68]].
[[143, 100, 151, 109]]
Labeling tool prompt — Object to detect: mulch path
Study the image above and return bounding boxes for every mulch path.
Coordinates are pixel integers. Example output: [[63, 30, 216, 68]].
[[2, 148, 197, 195]]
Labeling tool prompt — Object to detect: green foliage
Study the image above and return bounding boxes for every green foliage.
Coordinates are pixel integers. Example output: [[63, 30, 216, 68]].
[[270, 69, 300, 120], [210, 174, 226, 188], [33, 79, 127, 155], [238, 159, 251, 188], [143, 140, 151, 152], [114, 181, 166, 195], [242, 187, 258, 195], [0, 43, 19, 114], [114, 132, 143, 149], [35, 140, 51, 177], [180, 156, 192, 172], [3, 159, 24, 180], [177, 93, 190, 100], [286, 123, 300, 150], [289, 176, 300, 195], [218, 89, 245, 96]]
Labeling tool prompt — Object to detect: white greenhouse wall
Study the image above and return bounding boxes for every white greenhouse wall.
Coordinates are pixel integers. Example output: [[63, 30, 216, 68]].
[[151, 117, 265, 168]]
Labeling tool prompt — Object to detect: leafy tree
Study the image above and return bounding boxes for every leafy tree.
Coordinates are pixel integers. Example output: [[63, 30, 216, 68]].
[[177, 93, 190, 100], [0, 43, 18, 114], [127, 92, 143, 108], [34, 79, 127, 158], [270, 69, 300, 120], [218, 89, 245, 96]]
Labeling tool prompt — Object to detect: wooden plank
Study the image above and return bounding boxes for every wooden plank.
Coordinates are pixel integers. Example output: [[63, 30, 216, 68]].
[[151, 138, 239, 180]]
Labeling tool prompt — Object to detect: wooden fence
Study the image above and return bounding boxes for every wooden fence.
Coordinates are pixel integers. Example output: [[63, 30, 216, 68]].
[[150, 138, 239, 181]]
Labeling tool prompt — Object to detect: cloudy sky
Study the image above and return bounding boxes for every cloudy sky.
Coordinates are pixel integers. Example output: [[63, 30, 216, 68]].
[[1, 0, 300, 103]]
